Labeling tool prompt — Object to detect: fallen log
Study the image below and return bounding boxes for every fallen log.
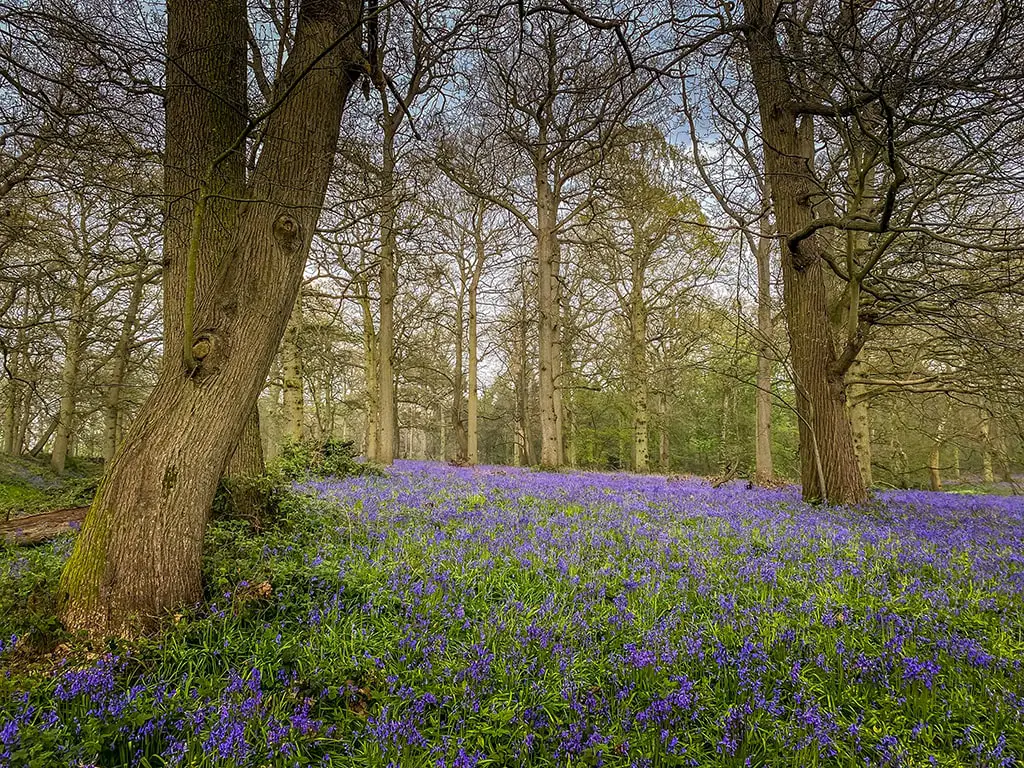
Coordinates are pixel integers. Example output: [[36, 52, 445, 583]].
[[1, 506, 88, 546]]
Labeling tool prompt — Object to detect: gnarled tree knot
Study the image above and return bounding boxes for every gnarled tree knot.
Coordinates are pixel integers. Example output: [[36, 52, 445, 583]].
[[273, 214, 302, 253]]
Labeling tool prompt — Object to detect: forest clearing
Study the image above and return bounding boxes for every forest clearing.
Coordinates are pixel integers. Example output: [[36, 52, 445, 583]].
[[2, 0, 1023, 764]]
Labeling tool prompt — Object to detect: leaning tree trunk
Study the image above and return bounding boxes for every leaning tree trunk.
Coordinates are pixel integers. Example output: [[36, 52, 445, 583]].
[[743, 0, 866, 504], [59, 0, 361, 637]]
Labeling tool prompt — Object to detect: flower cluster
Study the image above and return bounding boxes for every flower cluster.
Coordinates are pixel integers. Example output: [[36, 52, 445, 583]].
[[1, 461, 1022, 766]]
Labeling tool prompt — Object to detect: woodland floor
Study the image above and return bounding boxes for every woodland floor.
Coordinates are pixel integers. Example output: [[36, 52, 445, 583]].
[[1, 461, 1023, 766]]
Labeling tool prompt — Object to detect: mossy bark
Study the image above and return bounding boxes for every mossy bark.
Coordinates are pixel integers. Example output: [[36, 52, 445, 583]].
[[59, 0, 362, 636]]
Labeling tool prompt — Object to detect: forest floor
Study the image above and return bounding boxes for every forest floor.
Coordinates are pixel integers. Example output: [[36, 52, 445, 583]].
[[1, 461, 1023, 766], [0, 454, 100, 522]]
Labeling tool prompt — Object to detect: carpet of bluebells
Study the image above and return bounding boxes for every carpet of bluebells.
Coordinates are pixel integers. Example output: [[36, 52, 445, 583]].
[[2, 461, 1024, 767]]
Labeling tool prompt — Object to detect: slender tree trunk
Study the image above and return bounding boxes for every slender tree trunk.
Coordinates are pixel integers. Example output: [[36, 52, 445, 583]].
[[628, 289, 649, 472], [59, 0, 361, 636], [359, 282, 379, 461], [51, 257, 90, 474], [467, 267, 481, 465], [451, 296, 467, 462], [846, 371, 872, 486], [658, 387, 670, 471], [16, 365, 34, 454], [536, 162, 563, 468], [281, 297, 304, 443], [513, 270, 534, 466], [743, 0, 866, 504], [753, 201, 774, 485], [222, 407, 266, 524], [3, 288, 28, 455], [981, 411, 994, 483], [102, 264, 147, 462], [376, 137, 398, 465], [929, 403, 950, 491], [2, 372, 16, 455]]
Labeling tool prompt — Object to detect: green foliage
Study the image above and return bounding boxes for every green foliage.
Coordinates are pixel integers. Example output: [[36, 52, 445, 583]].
[[0, 455, 100, 520], [271, 438, 379, 483], [0, 538, 74, 652], [212, 439, 379, 528]]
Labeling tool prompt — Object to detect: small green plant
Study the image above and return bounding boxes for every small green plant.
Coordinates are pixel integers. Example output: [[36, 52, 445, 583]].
[[271, 438, 378, 482]]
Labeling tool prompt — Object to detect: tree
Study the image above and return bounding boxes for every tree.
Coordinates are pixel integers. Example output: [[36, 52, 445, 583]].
[[59, 0, 363, 636]]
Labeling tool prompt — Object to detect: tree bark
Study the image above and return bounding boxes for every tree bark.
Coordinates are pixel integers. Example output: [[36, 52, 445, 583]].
[[51, 256, 90, 474], [3, 287, 29, 455], [658, 380, 670, 472], [281, 297, 304, 443], [753, 200, 774, 485], [102, 263, 148, 462], [357, 275, 380, 461], [536, 163, 563, 468], [929, 407, 948, 492], [513, 273, 534, 467], [981, 411, 994, 483], [742, 0, 866, 504], [59, 0, 361, 636], [451, 289, 467, 462], [628, 286, 649, 472], [466, 204, 485, 465], [376, 136, 398, 465]]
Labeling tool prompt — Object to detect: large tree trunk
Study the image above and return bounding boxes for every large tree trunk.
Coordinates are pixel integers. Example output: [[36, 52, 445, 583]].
[[281, 298, 304, 443], [536, 164, 563, 468], [743, 0, 866, 504], [102, 263, 147, 462], [59, 0, 361, 636], [51, 256, 90, 474], [753, 200, 774, 485]]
